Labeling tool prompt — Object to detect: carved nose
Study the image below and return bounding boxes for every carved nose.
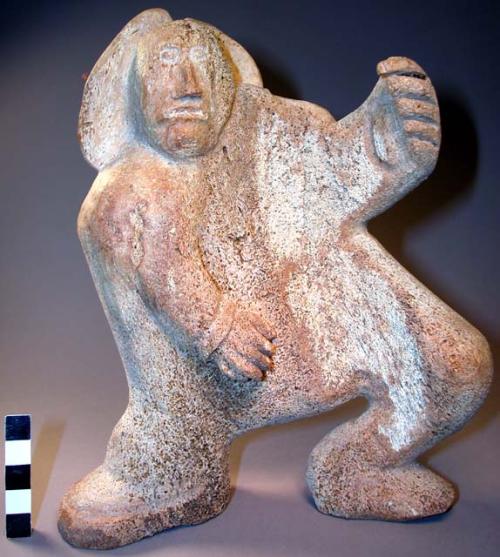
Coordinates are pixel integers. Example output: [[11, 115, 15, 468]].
[[172, 62, 202, 100]]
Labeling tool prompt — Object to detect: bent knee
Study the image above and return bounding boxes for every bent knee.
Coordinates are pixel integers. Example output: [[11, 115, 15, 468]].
[[446, 329, 491, 390], [429, 326, 493, 412]]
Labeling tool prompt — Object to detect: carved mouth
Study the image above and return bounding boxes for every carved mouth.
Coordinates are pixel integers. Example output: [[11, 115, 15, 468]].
[[163, 107, 208, 121]]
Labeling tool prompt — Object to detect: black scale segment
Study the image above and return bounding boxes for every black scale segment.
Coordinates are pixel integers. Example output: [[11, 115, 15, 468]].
[[6, 514, 31, 538], [5, 465, 31, 490], [5, 415, 31, 441]]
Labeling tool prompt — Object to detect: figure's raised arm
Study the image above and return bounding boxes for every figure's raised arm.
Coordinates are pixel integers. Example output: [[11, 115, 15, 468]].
[[330, 56, 440, 223]]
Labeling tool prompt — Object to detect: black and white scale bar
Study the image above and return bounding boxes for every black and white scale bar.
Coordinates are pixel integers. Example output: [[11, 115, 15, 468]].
[[4, 415, 32, 538]]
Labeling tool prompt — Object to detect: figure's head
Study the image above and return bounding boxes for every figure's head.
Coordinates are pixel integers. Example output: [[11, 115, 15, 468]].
[[79, 8, 262, 170], [136, 19, 236, 159]]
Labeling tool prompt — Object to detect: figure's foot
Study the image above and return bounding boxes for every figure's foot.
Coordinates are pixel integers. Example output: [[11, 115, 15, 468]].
[[307, 461, 456, 521], [58, 465, 231, 549]]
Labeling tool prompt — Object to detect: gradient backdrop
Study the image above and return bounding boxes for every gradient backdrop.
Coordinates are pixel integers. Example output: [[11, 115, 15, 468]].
[[1, 1, 499, 556]]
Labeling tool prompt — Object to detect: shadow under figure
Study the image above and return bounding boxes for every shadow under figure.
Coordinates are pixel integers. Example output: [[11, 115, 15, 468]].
[[58, 8, 493, 550]]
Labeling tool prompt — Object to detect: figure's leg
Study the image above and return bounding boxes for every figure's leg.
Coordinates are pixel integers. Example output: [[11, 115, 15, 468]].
[[58, 400, 232, 549], [306, 329, 492, 521]]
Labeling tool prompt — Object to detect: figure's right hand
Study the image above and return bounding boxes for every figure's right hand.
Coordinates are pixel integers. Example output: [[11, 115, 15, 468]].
[[375, 56, 440, 168], [213, 309, 277, 381]]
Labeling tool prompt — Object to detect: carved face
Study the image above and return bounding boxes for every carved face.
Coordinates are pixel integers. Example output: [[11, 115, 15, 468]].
[[137, 20, 236, 159]]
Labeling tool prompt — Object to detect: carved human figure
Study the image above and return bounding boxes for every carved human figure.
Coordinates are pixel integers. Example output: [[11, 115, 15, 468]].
[[58, 9, 493, 549]]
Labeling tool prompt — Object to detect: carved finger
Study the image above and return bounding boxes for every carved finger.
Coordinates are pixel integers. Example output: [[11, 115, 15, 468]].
[[384, 75, 436, 103], [395, 97, 439, 125], [258, 338, 275, 357], [377, 56, 426, 79], [407, 138, 439, 164], [227, 350, 264, 381], [218, 359, 238, 380], [245, 350, 273, 372], [250, 316, 277, 341], [247, 331, 275, 359], [244, 330, 273, 361], [403, 120, 440, 147]]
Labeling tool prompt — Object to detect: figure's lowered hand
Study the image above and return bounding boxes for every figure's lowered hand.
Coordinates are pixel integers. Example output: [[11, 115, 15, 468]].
[[214, 309, 276, 381]]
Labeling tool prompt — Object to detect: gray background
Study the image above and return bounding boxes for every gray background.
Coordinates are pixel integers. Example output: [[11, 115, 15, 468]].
[[1, 0, 499, 555]]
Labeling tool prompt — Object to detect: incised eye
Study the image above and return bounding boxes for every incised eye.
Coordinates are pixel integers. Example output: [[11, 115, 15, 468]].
[[160, 46, 180, 65]]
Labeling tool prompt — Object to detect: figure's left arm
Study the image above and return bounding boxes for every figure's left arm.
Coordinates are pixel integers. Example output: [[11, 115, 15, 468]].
[[329, 56, 440, 223]]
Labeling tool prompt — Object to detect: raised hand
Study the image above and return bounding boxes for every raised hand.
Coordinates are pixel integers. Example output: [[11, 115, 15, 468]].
[[376, 56, 440, 168]]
